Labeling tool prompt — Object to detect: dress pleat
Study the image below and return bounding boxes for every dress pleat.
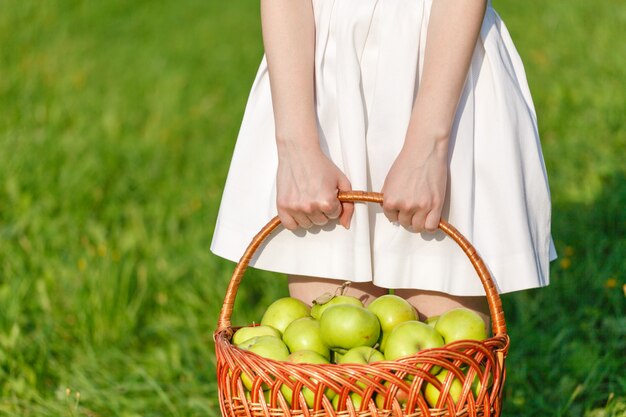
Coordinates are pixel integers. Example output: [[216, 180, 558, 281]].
[[211, 0, 556, 296]]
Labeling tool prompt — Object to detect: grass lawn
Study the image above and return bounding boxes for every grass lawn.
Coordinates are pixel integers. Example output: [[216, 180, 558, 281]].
[[0, 0, 624, 416]]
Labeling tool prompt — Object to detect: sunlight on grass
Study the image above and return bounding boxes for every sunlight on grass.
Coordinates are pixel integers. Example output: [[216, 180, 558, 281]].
[[0, 0, 624, 416]]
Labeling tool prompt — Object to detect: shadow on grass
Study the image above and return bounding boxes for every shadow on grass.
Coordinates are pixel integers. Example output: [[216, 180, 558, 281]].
[[502, 171, 625, 416]]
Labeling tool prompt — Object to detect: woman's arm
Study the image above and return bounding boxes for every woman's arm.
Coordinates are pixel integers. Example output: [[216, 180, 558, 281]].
[[261, 0, 317, 145], [382, 0, 487, 232], [261, 0, 353, 230]]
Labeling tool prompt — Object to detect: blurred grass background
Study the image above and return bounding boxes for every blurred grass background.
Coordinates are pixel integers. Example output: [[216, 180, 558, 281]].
[[0, 0, 623, 416]]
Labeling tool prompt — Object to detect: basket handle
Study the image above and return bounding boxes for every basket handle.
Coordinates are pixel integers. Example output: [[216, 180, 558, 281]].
[[216, 191, 507, 337]]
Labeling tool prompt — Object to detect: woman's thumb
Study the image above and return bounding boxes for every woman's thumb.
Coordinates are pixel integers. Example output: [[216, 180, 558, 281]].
[[337, 174, 354, 230]]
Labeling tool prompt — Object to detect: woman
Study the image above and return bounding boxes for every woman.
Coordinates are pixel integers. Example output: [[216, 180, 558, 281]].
[[211, 0, 556, 324]]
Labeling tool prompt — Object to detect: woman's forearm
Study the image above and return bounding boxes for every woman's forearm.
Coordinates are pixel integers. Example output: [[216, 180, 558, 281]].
[[262, 1, 354, 230], [261, 0, 318, 151], [406, 0, 487, 146], [382, 0, 487, 232]]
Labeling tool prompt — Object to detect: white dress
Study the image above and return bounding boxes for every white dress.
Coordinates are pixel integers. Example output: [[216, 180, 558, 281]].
[[210, 0, 557, 296]]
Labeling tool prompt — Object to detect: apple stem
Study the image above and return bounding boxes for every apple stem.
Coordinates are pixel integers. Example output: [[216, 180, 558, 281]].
[[336, 281, 352, 296]]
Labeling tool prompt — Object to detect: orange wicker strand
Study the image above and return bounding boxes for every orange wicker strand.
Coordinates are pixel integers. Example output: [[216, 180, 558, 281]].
[[215, 191, 510, 417]]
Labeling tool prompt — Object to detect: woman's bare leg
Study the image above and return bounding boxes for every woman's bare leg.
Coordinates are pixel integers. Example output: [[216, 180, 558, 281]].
[[288, 275, 389, 306], [395, 288, 491, 330], [288, 278, 490, 331]]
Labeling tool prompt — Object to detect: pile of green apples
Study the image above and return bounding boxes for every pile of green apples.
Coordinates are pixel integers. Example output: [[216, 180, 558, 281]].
[[232, 292, 490, 409]]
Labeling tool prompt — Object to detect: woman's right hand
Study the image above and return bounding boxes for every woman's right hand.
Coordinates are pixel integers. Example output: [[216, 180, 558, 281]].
[[276, 142, 354, 231], [261, 1, 352, 230]]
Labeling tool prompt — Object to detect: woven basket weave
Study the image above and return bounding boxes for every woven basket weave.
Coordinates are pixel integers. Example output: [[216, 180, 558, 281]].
[[215, 191, 509, 417]]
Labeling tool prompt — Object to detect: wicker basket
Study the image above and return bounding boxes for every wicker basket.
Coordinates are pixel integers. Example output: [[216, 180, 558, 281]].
[[215, 191, 509, 417]]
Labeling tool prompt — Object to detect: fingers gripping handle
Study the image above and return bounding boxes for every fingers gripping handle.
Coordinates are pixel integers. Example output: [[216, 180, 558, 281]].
[[216, 191, 507, 336]]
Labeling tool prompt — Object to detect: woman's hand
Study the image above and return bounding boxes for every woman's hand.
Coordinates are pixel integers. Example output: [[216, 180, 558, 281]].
[[382, 0, 486, 233], [382, 134, 448, 233], [261, 1, 352, 230], [276, 141, 354, 231]]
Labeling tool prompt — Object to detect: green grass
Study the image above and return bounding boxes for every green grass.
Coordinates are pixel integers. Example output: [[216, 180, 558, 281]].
[[0, 0, 623, 416]]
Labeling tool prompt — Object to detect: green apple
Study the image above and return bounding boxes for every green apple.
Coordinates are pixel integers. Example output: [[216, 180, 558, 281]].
[[331, 350, 344, 364], [466, 367, 493, 398], [384, 321, 444, 361], [434, 308, 487, 344], [235, 334, 282, 350], [245, 389, 272, 403], [319, 304, 380, 353], [378, 332, 391, 353], [244, 336, 289, 359], [238, 335, 290, 390], [366, 296, 417, 329], [332, 392, 363, 411], [311, 295, 363, 320], [425, 315, 439, 328], [375, 381, 410, 409], [261, 297, 310, 334], [367, 295, 418, 351], [279, 350, 336, 408], [282, 317, 330, 359], [336, 346, 384, 391], [337, 346, 384, 364], [232, 325, 281, 346], [423, 369, 463, 407], [287, 350, 329, 364]]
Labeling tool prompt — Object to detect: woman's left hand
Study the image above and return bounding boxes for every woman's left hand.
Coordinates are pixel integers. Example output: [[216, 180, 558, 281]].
[[380, 0, 486, 233], [381, 134, 448, 233]]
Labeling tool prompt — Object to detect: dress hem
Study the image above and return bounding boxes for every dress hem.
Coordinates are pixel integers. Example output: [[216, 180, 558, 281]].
[[211, 219, 554, 297]]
